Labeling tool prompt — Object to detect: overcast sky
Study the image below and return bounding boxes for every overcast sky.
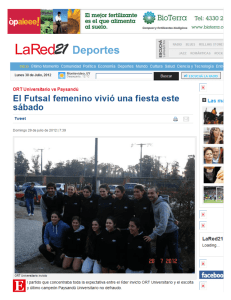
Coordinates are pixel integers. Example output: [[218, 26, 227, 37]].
[[14, 137, 195, 174]]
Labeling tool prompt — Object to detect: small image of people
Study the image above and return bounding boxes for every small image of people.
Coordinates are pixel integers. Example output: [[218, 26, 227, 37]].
[[203, 107, 223, 124], [55, 12, 62, 34], [207, 128, 223, 144], [204, 167, 224, 184], [204, 147, 223, 164]]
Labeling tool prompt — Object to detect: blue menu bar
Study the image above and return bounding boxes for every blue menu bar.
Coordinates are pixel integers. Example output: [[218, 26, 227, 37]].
[[11, 62, 223, 71]]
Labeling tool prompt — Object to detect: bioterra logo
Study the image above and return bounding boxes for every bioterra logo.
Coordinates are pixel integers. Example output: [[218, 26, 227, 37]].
[[143, 12, 156, 24], [143, 11, 187, 24]]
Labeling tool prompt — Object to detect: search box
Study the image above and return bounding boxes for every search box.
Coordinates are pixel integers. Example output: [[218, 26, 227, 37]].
[[96, 73, 153, 80]]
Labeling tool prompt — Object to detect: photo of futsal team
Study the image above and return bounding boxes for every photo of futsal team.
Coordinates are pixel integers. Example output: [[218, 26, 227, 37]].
[[21, 182, 184, 274], [14, 137, 195, 274]]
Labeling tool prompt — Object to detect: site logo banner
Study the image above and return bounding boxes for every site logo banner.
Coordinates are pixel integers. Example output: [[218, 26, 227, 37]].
[[8, 9, 41, 34]]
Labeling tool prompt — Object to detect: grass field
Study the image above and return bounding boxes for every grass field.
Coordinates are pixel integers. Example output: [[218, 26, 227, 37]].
[[204, 199, 224, 203]]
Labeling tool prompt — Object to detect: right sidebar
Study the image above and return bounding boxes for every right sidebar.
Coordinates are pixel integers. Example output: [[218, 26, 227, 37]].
[[199, 93, 224, 290]]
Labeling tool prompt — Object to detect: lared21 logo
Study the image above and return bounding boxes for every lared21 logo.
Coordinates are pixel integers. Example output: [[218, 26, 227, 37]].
[[15, 43, 69, 55]]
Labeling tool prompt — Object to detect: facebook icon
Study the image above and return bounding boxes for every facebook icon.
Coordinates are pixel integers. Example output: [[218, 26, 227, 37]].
[[199, 271, 224, 279]]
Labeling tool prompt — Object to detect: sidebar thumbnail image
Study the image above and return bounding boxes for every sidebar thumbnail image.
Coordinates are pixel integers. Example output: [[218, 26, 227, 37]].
[[204, 167, 224, 184], [203, 106, 224, 125], [204, 186, 224, 203], [203, 127, 224, 145], [40, 9, 53, 34], [203, 147, 224, 164]]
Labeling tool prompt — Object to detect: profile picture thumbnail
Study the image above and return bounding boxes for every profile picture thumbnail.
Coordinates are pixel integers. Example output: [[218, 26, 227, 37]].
[[203, 147, 223, 164], [203, 127, 224, 144]]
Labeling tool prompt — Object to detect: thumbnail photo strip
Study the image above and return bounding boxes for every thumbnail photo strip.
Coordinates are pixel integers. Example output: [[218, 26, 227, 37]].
[[41, 9, 80, 34], [202, 100, 224, 206]]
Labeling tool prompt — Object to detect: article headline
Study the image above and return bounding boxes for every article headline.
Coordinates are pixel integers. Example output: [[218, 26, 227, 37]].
[[13, 94, 180, 110]]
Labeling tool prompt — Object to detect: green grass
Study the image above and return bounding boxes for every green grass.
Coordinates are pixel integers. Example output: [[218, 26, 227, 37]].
[[204, 199, 223, 203]]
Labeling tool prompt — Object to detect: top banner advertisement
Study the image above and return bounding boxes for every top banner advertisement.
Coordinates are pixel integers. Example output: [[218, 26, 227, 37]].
[[8, 9, 223, 34]]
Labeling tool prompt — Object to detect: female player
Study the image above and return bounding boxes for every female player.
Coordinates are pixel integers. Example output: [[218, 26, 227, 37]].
[[81, 218, 102, 273], [97, 216, 124, 273], [63, 185, 81, 226], [61, 216, 87, 272], [81, 185, 100, 232], [97, 184, 115, 228], [125, 218, 150, 273], [133, 185, 154, 235], [39, 211, 70, 267], [113, 185, 134, 240]]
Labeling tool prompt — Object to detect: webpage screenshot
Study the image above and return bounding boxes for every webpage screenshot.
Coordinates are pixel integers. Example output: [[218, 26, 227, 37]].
[[4, 2, 228, 297]]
